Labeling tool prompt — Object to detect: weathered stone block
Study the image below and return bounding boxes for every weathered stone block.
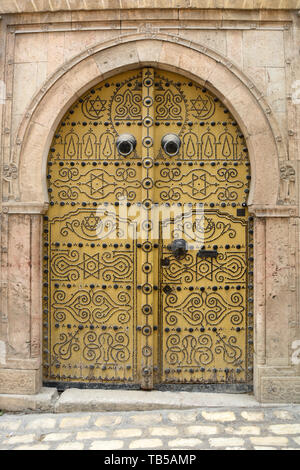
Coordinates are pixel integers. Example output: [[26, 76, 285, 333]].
[[0, 368, 41, 395], [243, 30, 285, 68], [260, 377, 300, 403]]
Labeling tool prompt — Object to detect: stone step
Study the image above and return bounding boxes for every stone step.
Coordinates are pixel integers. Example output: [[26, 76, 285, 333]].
[[0, 387, 276, 413]]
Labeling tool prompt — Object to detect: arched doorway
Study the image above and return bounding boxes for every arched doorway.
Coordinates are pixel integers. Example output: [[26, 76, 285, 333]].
[[42, 67, 252, 391]]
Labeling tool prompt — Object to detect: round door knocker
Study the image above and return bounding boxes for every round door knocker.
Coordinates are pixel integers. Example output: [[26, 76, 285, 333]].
[[161, 133, 181, 157], [116, 133, 136, 156]]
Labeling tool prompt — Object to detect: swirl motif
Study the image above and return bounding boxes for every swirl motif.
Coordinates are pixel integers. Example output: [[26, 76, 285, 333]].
[[165, 334, 213, 365], [162, 254, 195, 283], [53, 168, 141, 201], [83, 331, 130, 364], [57, 210, 129, 241], [162, 250, 246, 284], [52, 250, 133, 283], [51, 250, 80, 281], [164, 291, 244, 327], [155, 89, 183, 120], [165, 292, 204, 326], [52, 289, 131, 325], [53, 331, 80, 361], [114, 89, 142, 119], [155, 167, 244, 202], [215, 334, 242, 364]]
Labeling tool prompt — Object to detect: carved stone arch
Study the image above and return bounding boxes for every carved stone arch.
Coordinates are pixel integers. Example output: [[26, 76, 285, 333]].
[[12, 33, 284, 213]]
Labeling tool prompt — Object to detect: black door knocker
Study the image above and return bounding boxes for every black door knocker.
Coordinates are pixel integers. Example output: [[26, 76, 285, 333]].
[[167, 239, 188, 260]]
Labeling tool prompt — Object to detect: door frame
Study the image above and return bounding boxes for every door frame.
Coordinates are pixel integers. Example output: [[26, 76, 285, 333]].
[[3, 34, 297, 402]]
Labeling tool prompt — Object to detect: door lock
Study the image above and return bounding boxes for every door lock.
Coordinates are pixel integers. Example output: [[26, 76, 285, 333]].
[[197, 249, 218, 258], [167, 239, 188, 259]]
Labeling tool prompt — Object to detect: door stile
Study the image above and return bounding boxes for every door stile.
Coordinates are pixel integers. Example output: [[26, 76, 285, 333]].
[[139, 68, 156, 389]]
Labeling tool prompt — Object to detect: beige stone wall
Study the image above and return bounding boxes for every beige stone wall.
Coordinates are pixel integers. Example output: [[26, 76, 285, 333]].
[[0, 5, 300, 401], [1, 1, 300, 13]]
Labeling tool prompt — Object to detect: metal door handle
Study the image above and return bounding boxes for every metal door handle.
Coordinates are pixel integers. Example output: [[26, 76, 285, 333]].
[[167, 239, 188, 259]]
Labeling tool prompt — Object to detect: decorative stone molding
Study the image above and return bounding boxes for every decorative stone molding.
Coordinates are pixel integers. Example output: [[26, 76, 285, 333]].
[[1, 202, 49, 215], [137, 23, 160, 34], [3, 163, 17, 181], [278, 163, 296, 205], [0, 368, 41, 395], [249, 205, 298, 218], [0, 0, 298, 14], [2, 163, 18, 199]]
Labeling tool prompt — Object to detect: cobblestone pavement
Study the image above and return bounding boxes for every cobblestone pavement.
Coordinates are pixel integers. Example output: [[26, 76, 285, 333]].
[[0, 406, 300, 450]]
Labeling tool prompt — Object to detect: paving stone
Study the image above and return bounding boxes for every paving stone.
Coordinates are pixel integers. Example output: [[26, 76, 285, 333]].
[[185, 425, 219, 436], [0, 420, 21, 431], [168, 411, 198, 423], [42, 432, 72, 442], [3, 434, 36, 445], [273, 410, 293, 420], [59, 415, 90, 428], [0, 405, 300, 451], [168, 438, 202, 448], [76, 430, 107, 440], [90, 440, 124, 450], [268, 424, 300, 435], [130, 413, 162, 425], [225, 425, 260, 435], [113, 428, 143, 438], [241, 411, 264, 422], [209, 437, 245, 448], [149, 426, 179, 436], [94, 415, 122, 427], [56, 442, 85, 450], [250, 436, 289, 446], [202, 411, 236, 422], [25, 417, 56, 430], [129, 438, 163, 449]]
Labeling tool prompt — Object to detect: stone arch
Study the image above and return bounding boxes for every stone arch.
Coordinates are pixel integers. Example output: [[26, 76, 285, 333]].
[[14, 33, 284, 212]]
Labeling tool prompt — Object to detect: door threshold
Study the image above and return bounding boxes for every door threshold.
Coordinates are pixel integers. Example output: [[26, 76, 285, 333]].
[[1, 387, 293, 413], [55, 387, 260, 413]]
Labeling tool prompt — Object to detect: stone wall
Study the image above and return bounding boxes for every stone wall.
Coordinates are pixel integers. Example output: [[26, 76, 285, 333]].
[[0, 4, 300, 401], [1, 1, 300, 13]]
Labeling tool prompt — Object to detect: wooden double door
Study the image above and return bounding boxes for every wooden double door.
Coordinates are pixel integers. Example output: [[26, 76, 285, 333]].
[[43, 68, 253, 390]]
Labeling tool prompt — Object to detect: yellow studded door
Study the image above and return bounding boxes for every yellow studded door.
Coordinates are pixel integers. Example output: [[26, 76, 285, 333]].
[[43, 68, 252, 391]]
